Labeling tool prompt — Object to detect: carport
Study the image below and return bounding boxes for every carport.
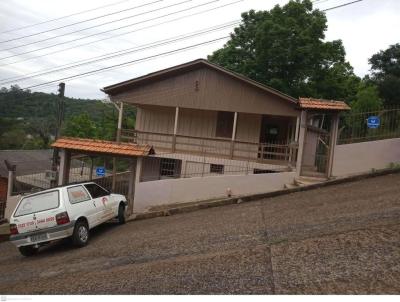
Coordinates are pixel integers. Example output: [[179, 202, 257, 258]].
[[51, 137, 154, 215]]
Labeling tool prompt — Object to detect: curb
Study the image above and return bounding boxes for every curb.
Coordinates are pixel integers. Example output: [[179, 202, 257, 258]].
[[127, 167, 400, 222]]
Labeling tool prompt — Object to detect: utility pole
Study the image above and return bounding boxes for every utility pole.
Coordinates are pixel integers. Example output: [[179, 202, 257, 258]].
[[51, 82, 65, 187]]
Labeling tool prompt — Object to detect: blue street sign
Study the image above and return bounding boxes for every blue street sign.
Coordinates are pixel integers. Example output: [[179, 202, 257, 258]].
[[96, 167, 105, 177], [367, 116, 380, 129]]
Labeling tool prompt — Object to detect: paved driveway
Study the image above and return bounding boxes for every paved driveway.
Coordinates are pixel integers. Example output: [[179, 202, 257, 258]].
[[1, 173, 400, 294]]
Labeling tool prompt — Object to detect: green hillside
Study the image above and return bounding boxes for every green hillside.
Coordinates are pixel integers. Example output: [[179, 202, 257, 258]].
[[0, 86, 136, 150]]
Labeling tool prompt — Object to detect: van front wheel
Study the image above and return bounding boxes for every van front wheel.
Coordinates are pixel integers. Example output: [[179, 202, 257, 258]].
[[18, 245, 38, 257]]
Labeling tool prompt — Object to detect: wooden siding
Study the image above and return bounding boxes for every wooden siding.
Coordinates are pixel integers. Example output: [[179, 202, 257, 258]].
[[112, 67, 299, 117], [236, 113, 261, 143], [136, 105, 262, 144]]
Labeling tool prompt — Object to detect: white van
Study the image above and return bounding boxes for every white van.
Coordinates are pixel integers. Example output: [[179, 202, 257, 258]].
[[9, 182, 127, 256]]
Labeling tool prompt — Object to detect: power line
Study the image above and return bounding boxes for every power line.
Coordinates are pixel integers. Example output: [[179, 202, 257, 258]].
[[0, 0, 193, 51], [0, 0, 137, 35], [0, 0, 243, 67], [2, 0, 362, 92], [323, 0, 363, 12], [0, 0, 163, 44], [0, 0, 222, 60], [0, 0, 194, 53], [22, 36, 230, 90], [0, 21, 239, 85]]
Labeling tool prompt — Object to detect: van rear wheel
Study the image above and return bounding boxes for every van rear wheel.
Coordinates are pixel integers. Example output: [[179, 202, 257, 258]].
[[18, 245, 38, 257], [72, 221, 89, 247]]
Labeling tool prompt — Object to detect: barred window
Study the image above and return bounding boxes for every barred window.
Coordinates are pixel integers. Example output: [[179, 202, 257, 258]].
[[210, 164, 224, 174], [160, 158, 181, 178]]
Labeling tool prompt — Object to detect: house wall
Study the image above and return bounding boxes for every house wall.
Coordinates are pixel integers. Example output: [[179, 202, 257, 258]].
[[332, 138, 400, 177], [133, 171, 296, 213], [136, 106, 263, 143], [113, 67, 299, 117]]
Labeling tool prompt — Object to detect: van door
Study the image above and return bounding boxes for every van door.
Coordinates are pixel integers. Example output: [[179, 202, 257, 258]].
[[12, 190, 60, 236], [84, 183, 114, 223], [66, 185, 98, 227]]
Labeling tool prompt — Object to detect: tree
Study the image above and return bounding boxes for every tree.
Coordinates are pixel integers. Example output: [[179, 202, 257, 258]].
[[351, 83, 383, 113], [208, 0, 359, 100], [63, 113, 98, 138], [369, 43, 400, 106]]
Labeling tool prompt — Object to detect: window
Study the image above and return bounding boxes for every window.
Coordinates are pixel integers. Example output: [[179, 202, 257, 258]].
[[14, 190, 59, 217], [68, 185, 91, 204], [210, 164, 224, 174], [84, 183, 109, 199], [160, 158, 181, 178], [216, 111, 234, 138], [253, 169, 279, 174]]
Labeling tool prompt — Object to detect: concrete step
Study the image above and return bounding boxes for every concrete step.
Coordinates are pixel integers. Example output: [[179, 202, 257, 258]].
[[294, 176, 328, 187], [284, 183, 298, 189]]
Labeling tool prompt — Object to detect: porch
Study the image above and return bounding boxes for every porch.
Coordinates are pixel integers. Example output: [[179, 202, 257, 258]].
[[119, 105, 300, 167]]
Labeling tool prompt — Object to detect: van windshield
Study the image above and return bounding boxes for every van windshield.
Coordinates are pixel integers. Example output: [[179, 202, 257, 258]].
[[14, 190, 59, 217]]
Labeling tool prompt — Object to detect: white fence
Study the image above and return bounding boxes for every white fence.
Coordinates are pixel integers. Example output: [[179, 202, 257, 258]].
[[332, 137, 400, 177]]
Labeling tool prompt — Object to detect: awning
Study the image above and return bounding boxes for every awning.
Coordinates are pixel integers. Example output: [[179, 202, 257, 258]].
[[298, 98, 350, 111], [51, 137, 154, 157]]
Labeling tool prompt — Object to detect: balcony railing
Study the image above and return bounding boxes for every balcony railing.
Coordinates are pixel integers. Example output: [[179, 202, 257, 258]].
[[121, 129, 298, 166]]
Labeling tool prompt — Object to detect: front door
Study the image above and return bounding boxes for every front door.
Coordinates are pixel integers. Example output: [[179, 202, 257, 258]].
[[259, 115, 290, 161]]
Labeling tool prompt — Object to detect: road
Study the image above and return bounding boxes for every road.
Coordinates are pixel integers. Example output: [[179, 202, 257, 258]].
[[1, 173, 400, 294]]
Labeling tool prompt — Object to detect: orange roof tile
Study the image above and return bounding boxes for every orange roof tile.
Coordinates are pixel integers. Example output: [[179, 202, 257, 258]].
[[51, 137, 154, 157], [298, 98, 350, 111]]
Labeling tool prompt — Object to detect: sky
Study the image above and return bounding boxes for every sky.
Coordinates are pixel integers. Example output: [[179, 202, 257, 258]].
[[0, 0, 399, 100]]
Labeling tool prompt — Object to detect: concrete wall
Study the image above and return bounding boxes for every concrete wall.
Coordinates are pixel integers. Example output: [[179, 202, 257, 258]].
[[133, 171, 296, 213], [4, 195, 20, 221], [332, 138, 400, 177]]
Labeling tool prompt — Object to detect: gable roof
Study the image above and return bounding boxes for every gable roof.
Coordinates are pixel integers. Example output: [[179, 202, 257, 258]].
[[52, 137, 154, 157], [298, 98, 350, 111], [102, 59, 297, 104]]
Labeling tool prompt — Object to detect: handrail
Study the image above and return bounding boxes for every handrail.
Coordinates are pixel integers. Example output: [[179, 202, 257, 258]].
[[121, 128, 298, 164]]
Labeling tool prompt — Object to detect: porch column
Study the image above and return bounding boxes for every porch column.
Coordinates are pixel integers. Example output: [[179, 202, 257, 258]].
[[327, 113, 340, 178], [58, 149, 70, 186], [295, 110, 307, 177], [113, 102, 124, 191], [89, 157, 94, 181], [116, 102, 124, 141], [172, 107, 179, 152], [230, 112, 238, 158], [295, 115, 300, 142]]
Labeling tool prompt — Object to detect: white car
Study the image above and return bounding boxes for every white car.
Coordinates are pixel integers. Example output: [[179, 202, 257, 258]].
[[9, 182, 127, 256]]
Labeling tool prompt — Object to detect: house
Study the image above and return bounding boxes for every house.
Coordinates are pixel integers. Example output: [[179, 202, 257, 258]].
[[103, 59, 304, 180]]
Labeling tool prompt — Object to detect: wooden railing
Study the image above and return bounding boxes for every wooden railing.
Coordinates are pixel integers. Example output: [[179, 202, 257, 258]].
[[121, 129, 298, 165]]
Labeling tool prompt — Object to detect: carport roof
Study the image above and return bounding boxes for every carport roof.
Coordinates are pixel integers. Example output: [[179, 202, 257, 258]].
[[298, 98, 350, 111], [51, 137, 154, 157]]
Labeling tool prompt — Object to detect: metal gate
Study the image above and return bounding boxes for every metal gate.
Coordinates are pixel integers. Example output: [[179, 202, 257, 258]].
[[301, 125, 331, 177]]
